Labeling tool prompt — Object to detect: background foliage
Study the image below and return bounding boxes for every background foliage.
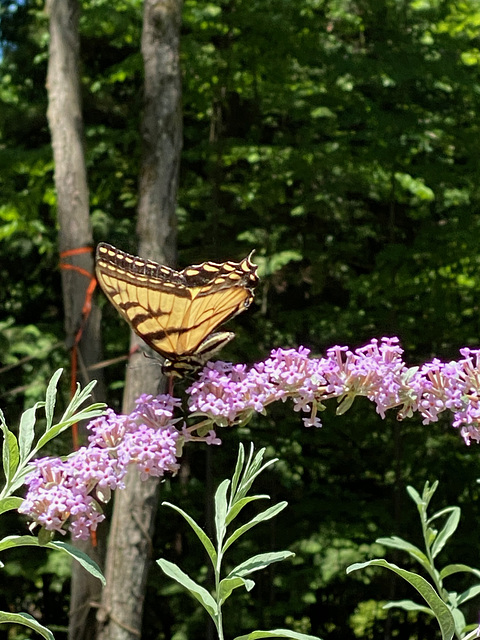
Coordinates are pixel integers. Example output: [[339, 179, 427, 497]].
[[2, 0, 480, 638]]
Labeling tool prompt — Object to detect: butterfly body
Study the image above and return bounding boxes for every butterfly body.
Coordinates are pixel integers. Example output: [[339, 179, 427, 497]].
[[95, 243, 258, 377]]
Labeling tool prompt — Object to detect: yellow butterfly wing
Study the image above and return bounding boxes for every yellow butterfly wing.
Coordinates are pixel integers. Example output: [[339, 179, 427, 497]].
[[95, 243, 258, 373]]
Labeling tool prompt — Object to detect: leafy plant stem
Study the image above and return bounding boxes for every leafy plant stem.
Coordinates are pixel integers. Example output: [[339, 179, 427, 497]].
[[158, 443, 315, 640], [215, 511, 226, 640]]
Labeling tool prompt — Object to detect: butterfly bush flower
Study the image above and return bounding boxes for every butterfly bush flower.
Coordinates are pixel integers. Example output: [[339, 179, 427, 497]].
[[188, 338, 480, 444], [19, 456, 106, 540], [20, 337, 480, 540], [416, 348, 480, 444], [121, 424, 180, 481], [187, 338, 415, 428], [20, 394, 185, 540]]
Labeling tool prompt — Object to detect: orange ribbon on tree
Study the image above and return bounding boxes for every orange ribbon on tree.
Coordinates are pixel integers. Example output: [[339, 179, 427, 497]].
[[59, 246, 97, 450]]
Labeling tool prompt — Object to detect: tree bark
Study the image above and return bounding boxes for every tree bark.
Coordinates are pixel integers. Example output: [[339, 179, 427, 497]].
[[97, 1, 183, 638], [45, 1, 106, 638]]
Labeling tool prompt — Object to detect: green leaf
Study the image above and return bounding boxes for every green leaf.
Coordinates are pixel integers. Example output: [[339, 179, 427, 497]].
[[418, 481, 439, 509], [347, 559, 455, 640], [406, 485, 422, 506], [0, 534, 38, 552], [45, 369, 63, 430], [223, 502, 288, 554], [228, 551, 295, 578], [161, 501, 217, 565], [218, 576, 255, 604], [451, 607, 466, 638], [0, 496, 23, 515], [4, 467, 34, 497], [0, 536, 105, 584], [430, 507, 460, 558], [214, 479, 229, 547], [440, 563, 480, 580], [49, 541, 105, 584], [336, 393, 355, 415], [225, 495, 269, 526], [456, 584, 480, 606], [383, 599, 434, 615], [157, 558, 218, 624], [18, 404, 40, 464], [0, 421, 19, 484], [230, 442, 246, 498], [35, 406, 104, 450], [235, 447, 274, 500], [61, 379, 99, 422], [376, 536, 429, 567], [233, 629, 323, 640], [0, 610, 55, 639], [38, 527, 55, 546], [425, 526, 437, 549], [407, 482, 437, 509]]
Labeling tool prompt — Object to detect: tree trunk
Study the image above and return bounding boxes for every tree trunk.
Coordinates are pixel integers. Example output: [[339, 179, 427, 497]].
[[45, 1, 106, 638], [97, 1, 183, 638]]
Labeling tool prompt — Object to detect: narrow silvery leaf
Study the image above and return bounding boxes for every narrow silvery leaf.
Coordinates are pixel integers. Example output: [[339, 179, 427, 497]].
[[430, 507, 460, 559], [451, 608, 466, 639], [50, 541, 105, 584], [44, 369, 63, 430], [162, 501, 217, 565], [214, 480, 230, 548], [6, 467, 34, 497], [0, 536, 105, 584], [247, 447, 265, 480], [225, 495, 269, 527], [408, 480, 438, 512], [406, 485, 423, 505], [232, 444, 255, 502], [1, 422, 19, 484], [440, 563, 480, 580], [0, 611, 55, 640], [230, 442, 246, 498], [0, 535, 42, 552], [336, 393, 355, 415], [18, 404, 39, 464], [227, 551, 294, 579], [223, 502, 288, 554], [383, 599, 433, 614], [422, 480, 439, 504], [64, 379, 98, 418], [218, 576, 255, 605], [65, 406, 105, 423], [456, 584, 480, 606], [347, 559, 455, 640], [0, 497, 23, 515], [376, 536, 429, 568], [36, 406, 104, 450], [425, 527, 437, 549], [240, 455, 276, 499], [157, 559, 218, 624], [233, 629, 323, 640]]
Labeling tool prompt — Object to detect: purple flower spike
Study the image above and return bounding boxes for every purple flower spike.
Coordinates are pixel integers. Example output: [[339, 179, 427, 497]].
[[20, 393, 184, 540], [20, 336, 480, 540]]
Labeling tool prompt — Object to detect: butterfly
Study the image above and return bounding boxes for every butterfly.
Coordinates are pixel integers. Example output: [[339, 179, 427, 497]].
[[95, 242, 259, 377]]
